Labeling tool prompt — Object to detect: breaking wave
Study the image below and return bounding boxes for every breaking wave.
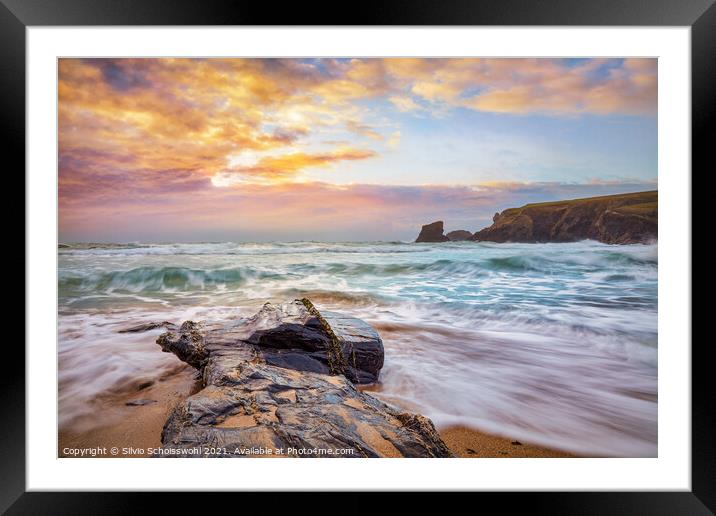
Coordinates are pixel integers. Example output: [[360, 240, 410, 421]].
[[59, 266, 290, 294]]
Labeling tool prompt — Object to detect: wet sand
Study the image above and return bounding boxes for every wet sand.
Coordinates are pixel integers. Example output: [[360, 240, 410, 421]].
[[59, 369, 575, 458], [59, 365, 202, 457], [440, 426, 576, 458]]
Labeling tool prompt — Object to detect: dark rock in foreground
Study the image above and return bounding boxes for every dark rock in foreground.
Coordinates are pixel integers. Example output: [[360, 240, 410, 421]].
[[472, 191, 657, 244], [155, 299, 452, 457], [415, 221, 449, 242], [445, 230, 473, 241]]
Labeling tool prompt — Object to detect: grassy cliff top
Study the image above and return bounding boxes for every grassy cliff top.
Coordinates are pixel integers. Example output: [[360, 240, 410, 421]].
[[500, 190, 657, 218]]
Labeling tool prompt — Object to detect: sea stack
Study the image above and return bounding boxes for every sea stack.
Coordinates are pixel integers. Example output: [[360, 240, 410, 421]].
[[415, 221, 449, 243], [445, 230, 473, 241]]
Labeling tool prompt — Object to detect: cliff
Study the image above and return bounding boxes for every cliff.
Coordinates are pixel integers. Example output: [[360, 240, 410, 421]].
[[472, 191, 657, 244]]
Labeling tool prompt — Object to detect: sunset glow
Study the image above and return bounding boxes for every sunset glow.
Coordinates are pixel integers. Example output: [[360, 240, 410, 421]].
[[59, 58, 657, 242]]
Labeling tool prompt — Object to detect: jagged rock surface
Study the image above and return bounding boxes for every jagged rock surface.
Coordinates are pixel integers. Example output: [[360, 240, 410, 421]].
[[156, 300, 452, 458]]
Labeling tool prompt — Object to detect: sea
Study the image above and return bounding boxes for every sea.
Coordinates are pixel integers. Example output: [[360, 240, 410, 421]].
[[58, 240, 658, 457]]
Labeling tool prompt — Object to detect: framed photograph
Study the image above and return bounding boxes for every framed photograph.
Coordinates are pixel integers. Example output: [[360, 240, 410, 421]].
[[8, 0, 709, 511]]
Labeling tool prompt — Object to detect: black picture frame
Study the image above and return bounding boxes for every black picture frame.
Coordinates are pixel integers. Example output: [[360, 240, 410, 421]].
[[4, 0, 708, 512]]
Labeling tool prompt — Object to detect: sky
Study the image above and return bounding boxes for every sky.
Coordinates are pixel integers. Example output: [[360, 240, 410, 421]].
[[58, 58, 657, 242]]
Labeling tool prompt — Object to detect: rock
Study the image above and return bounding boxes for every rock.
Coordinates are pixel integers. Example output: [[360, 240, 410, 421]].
[[472, 191, 657, 244], [126, 399, 157, 406], [415, 221, 449, 243], [446, 230, 473, 241], [155, 299, 452, 458], [158, 299, 383, 384], [119, 321, 177, 333]]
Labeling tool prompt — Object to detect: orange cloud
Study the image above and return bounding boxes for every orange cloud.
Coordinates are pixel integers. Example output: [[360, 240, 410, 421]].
[[211, 148, 377, 186], [58, 58, 385, 206], [258, 148, 377, 172]]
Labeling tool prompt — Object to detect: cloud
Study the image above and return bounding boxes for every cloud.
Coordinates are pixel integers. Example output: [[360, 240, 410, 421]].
[[346, 120, 383, 140], [389, 95, 423, 112], [386, 58, 657, 116], [212, 147, 378, 186], [58, 58, 383, 204]]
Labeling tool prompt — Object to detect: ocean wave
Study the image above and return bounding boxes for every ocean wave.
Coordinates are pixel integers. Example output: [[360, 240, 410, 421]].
[[298, 252, 654, 277], [58, 247, 657, 300], [58, 241, 432, 257], [290, 259, 489, 277], [59, 266, 291, 294], [59, 242, 149, 250]]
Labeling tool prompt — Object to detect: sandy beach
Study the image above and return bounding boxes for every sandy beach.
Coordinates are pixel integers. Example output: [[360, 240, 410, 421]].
[[440, 426, 575, 458], [59, 369, 574, 458], [59, 365, 201, 458]]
